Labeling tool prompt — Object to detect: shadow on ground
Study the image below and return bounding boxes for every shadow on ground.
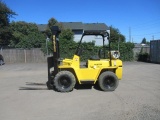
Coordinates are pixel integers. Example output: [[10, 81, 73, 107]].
[[75, 83, 102, 91], [19, 82, 102, 91], [19, 82, 48, 90]]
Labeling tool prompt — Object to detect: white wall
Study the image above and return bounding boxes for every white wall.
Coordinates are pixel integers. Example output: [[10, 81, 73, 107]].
[[74, 35, 108, 46]]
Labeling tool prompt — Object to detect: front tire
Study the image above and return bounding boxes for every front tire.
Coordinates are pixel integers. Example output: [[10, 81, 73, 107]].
[[98, 71, 119, 91], [46, 81, 53, 90], [54, 71, 76, 92]]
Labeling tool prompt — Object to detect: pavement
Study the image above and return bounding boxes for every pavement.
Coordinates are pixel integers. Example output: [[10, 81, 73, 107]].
[[0, 62, 160, 120]]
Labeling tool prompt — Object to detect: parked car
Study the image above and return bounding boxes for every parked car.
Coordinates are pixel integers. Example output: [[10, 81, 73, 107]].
[[0, 54, 5, 65]]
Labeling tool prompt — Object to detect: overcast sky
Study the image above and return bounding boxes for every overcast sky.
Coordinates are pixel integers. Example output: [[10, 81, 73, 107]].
[[4, 0, 160, 43]]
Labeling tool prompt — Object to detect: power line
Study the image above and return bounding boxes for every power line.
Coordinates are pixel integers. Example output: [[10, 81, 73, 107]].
[[132, 32, 160, 36], [132, 23, 160, 31], [129, 27, 131, 42], [131, 18, 160, 29]]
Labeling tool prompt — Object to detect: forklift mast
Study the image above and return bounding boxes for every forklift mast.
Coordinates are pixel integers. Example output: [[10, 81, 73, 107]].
[[47, 26, 61, 82]]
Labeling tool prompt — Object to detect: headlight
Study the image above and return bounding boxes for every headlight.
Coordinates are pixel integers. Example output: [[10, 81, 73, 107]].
[[109, 51, 120, 59]]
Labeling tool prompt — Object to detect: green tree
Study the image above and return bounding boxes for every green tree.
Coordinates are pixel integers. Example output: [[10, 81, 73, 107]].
[[45, 17, 63, 38], [42, 17, 76, 56], [109, 42, 134, 61], [110, 26, 126, 42], [141, 37, 146, 44], [107, 26, 135, 61], [59, 29, 74, 41], [0, 0, 16, 46], [42, 17, 64, 55], [10, 21, 45, 48], [59, 29, 76, 58], [48, 17, 58, 29], [41, 25, 75, 56]]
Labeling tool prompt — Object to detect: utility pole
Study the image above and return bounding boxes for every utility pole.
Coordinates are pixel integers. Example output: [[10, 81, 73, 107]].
[[46, 37, 50, 56], [129, 27, 131, 42], [152, 35, 154, 40], [118, 34, 120, 51]]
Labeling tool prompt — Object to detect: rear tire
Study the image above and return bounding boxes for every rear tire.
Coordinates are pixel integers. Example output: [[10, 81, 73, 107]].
[[54, 71, 76, 92], [98, 71, 119, 91]]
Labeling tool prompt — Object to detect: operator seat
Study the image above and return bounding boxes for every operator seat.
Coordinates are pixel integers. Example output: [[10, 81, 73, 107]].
[[89, 55, 100, 60]]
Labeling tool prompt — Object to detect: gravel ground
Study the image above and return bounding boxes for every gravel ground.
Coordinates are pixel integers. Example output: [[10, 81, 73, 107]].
[[0, 62, 160, 120]]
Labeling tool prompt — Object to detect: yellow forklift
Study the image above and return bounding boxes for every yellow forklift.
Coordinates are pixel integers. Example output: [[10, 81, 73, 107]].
[[47, 26, 122, 92]]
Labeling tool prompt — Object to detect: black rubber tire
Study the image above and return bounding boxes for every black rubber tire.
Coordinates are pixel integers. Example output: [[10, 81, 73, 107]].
[[54, 71, 76, 92], [98, 71, 119, 91], [46, 81, 53, 90], [0, 54, 4, 65]]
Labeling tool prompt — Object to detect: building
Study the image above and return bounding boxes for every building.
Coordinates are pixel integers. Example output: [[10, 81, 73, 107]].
[[150, 40, 160, 63], [37, 22, 109, 45]]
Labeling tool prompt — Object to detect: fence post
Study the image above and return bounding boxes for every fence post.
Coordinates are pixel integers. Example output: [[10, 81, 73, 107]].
[[0, 47, 2, 54], [24, 49, 26, 63]]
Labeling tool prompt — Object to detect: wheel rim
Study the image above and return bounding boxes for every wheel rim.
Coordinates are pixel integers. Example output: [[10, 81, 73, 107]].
[[103, 76, 115, 89], [58, 76, 71, 89]]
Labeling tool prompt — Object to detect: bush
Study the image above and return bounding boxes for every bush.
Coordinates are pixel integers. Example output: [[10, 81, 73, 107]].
[[138, 53, 149, 62], [42, 40, 135, 61], [109, 42, 134, 61]]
